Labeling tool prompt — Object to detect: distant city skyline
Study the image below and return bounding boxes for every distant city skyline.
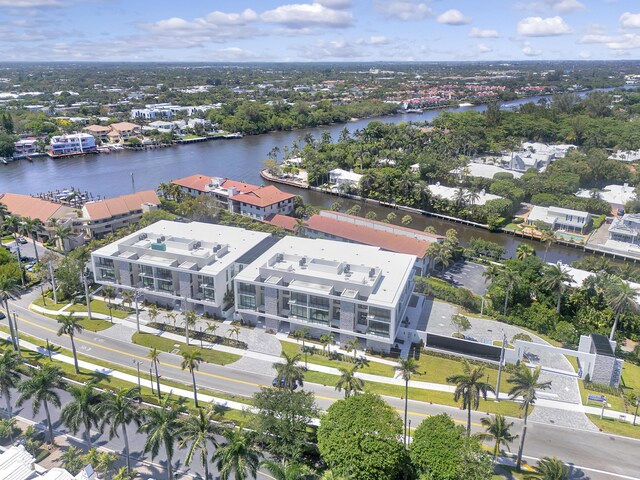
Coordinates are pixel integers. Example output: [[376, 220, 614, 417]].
[[1, 0, 640, 62]]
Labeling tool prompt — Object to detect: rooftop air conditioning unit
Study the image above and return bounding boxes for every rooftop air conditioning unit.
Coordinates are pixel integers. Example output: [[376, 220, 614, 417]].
[[369, 268, 376, 278], [194, 241, 201, 249], [213, 244, 220, 252], [276, 253, 284, 262], [159, 236, 165, 242], [344, 264, 350, 273], [138, 233, 147, 241], [299, 258, 306, 266]]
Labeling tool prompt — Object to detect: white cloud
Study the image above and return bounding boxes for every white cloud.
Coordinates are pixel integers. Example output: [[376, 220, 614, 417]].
[[522, 42, 542, 56], [514, 0, 584, 14], [468, 27, 499, 38], [477, 43, 493, 53], [294, 38, 365, 59], [579, 32, 640, 50], [517, 16, 571, 36], [578, 50, 591, 58], [620, 12, 640, 29], [374, 0, 432, 21], [261, 3, 352, 28], [437, 9, 471, 25], [366, 35, 388, 45], [316, 0, 352, 8], [208, 47, 261, 61]]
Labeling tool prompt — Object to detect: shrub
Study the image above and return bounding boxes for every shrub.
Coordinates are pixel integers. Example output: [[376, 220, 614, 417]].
[[415, 277, 482, 313]]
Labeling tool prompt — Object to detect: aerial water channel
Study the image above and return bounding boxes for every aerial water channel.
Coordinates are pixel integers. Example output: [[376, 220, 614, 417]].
[[0, 89, 633, 264]]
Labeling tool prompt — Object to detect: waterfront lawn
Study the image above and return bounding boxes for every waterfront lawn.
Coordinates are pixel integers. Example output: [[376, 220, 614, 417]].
[[414, 351, 505, 391], [68, 299, 130, 319], [132, 332, 241, 365], [32, 296, 68, 310], [280, 340, 396, 377], [587, 414, 640, 439], [303, 370, 525, 418]]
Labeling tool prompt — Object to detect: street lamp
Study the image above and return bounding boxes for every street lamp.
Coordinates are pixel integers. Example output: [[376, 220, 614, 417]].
[[134, 289, 143, 333], [495, 331, 507, 402], [133, 359, 142, 391], [82, 269, 92, 321], [12, 311, 20, 354]]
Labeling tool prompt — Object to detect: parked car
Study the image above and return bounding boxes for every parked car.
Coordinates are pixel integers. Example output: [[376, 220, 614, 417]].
[[272, 377, 298, 390], [16, 237, 28, 245], [0, 312, 5, 320]]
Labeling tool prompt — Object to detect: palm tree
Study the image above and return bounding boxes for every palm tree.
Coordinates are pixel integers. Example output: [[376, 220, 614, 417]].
[[346, 338, 362, 362], [60, 381, 102, 448], [178, 405, 225, 480], [139, 393, 185, 480], [335, 365, 364, 398], [103, 286, 115, 322], [121, 290, 134, 310], [498, 267, 519, 315], [446, 359, 495, 437], [526, 456, 570, 480], [57, 312, 83, 374], [0, 350, 21, 417], [395, 357, 419, 446], [54, 225, 72, 253], [17, 364, 65, 445], [606, 278, 639, 340], [148, 304, 160, 324], [228, 325, 241, 343], [291, 327, 311, 367], [477, 414, 518, 461], [205, 321, 219, 340], [180, 349, 203, 407], [540, 264, 573, 314], [516, 243, 536, 260], [427, 242, 452, 272], [183, 309, 197, 345], [97, 387, 142, 471], [508, 365, 552, 469], [293, 218, 306, 237], [3, 216, 24, 286], [260, 459, 316, 480], [148, 348, 162, 399], [319, 333, 334, 356], [19, 217, 44, 263], [274, 352, 305, 390], [212, 427, 261, 480], [113, 466, 137, 480], [0, 276, 20, 350]]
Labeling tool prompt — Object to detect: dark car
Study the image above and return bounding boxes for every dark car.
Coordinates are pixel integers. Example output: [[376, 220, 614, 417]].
[[272, 377, 298, 390], [0, 312, 5, 320]]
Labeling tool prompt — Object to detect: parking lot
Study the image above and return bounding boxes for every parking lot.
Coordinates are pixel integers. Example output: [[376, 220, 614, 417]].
[[434, 260, 488, 296]]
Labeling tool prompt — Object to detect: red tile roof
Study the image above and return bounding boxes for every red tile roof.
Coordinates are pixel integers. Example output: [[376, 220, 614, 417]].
[[0, 193, 67, 222], [83, 190, 160, 221], [171, 174, 211, 193], [229, 185, 295, 208], [306, 214, 434, 259], [110, 122, 141, 132], [221, 179, 259, 194], [265, 214, 297, 231], [327, 211, 445, 240]]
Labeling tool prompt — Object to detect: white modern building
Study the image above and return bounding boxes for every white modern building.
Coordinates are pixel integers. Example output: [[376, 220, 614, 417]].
[[91, 220, 274, 318], [428, 182, 502, 206], [527, 205, 592, 233], [233, 236, 416, 353], [328, 168, 363, 189], [48, 133, 96, 157], [609, 213, 640, 245]]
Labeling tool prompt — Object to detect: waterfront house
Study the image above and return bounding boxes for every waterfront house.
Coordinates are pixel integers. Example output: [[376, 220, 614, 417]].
[[0, 193, 84, 250], [83, 125, 112, 143], [13, 138, 38, 159], [82, 190, 161, 238], [427, 183, 502, 206], [148, 120, 175, 132], [526, 205, 592, 233], [608, 213, 640, 245], [328, 168, 362, 190], [304, 210, 443, 276], [108, 122, 141, 141], [233, 235, 416, 353], [91, 220, 274, 318], [228, 185, 296, 220], [170, 174, 259, 203], [48, 133, 97, 157]]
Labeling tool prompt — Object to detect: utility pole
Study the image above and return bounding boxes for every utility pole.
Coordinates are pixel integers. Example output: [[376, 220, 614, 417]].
[[134, 289, 141, 333], [133, 360, 142, 392], [495, 331, 507, 402], [48, 261, 58, 304]]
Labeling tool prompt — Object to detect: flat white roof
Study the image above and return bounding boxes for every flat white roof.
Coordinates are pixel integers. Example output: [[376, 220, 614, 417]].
[[576, 184, 635, 207], [92, 220, 271, 276], [235, 236, 416, 307], [428, 184, 502, 206], [453, 163, 523, 180]]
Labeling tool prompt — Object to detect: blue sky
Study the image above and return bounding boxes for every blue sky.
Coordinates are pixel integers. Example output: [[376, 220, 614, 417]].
[[1, 0, 640, 61]]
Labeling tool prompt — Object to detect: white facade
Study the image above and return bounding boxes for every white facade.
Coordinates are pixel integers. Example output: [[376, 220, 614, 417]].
[[234, 236, 416, 352], [576, 184, 635, 209], [527, 205, 591, 233], [91, 220, 272, 318], [428, 183, 502, 206], [49, 133, 96, 156], [329, 168, 363, 187]]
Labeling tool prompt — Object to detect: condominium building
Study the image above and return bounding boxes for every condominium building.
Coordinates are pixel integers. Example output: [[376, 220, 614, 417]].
[[234, 236, 416, 353], [48, 133, 96, 157], [91, 220, 273, 318]]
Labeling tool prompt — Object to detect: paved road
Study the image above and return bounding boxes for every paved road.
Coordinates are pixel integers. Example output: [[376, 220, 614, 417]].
[[7, 298, 640, 480]]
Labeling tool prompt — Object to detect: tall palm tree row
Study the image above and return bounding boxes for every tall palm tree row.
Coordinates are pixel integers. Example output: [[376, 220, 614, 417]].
[[177, 404, 224, 480], [335, 365, 364, 399], [274, 352, 306, 390], [60, 381, 103, 447], [0, 276, 20, 350], [181, 349, 203, 408], [540, 264, 573, 314], [56, 312, 84, 374], [0, 350, 22, 417], [212, 427, 261, 480]]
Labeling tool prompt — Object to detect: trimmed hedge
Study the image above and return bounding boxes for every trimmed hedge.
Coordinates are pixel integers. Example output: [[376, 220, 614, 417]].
[[414, 277, 482, 313]]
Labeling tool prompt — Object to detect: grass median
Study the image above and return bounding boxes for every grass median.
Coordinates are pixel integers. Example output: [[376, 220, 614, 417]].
[[132, 331, 241, 366], [587, 414, 640, 439]]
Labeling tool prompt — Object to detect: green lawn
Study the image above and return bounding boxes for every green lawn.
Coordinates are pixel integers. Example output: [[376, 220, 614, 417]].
[[68, 299, 130, 319], [587, 414, 640, 439], [413, 352, 507, 391], [132, 332, 241, 366], [621, 361, 640, 395], [78, 318, 113, 332], [303, 370, 525, 418], [280, 340, 396, 377], [578, 380, 626, 412], [31, 296, 68, 311]]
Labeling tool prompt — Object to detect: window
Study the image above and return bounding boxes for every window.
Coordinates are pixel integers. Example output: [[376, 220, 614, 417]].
[[309, 295, 329, 310], [142, 276, 154, 289], [156, 268, 172, 280], [369, 307, 391, 322], [157, 279, 173, 293], [97, 257, 114, 268], [140, 265, 153, 276], [309, 308, 329, 325], [239, 294, 256, 309], [239, 283, 256, 294], [99, 268, 115, 281], [369, 321, 390, 337], [290, 292, 307, 305]]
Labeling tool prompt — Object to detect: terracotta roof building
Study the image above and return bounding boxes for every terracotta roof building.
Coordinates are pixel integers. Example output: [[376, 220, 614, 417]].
[[305, 210, 443, 275], [170, 174, 258, 202], [82, 190, 160, 238], [264, 213, 298, 232], [229, 185, 296, 220]]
